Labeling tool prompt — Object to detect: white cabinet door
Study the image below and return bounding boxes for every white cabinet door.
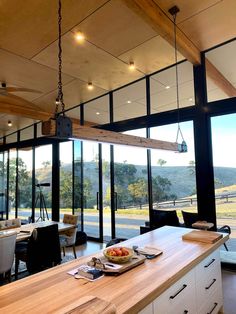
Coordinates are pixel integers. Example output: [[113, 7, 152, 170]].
[[153, 268, 196, 314]]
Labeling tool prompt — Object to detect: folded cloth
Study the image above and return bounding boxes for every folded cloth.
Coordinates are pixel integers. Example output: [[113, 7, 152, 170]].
[[135, 246, 163, 257]]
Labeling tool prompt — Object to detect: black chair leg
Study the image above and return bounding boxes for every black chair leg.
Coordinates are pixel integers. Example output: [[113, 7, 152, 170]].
[[224, 243, 229, 251], [72, 245, 77, 259], [15, 258, 19, 280]]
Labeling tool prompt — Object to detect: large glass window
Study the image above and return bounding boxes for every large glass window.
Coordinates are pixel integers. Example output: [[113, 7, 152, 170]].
[[35, 145, 52, 221], [8, 149, 17, 219], [83, 141, 100, 239], [60, 141, 73, 221], [113, 129, 149, 238], [18, 148, 32, 221], [113, 80, 146, 122], [0, 152, 7, 220], [150, 61, 195, 114], [150, 121, 196, 224], [74, 140, 82, 230], [206, 40, 236, 102], [211, 114, 236, 239]]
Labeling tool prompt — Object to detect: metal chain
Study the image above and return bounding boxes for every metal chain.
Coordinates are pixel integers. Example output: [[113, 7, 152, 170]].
[[56, 0, 65, 117]]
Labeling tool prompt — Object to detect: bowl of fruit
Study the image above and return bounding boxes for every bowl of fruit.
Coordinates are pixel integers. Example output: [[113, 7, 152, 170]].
[[103, 246, 134, 263]]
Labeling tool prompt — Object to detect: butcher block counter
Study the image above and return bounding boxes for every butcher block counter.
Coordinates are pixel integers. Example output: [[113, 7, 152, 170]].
[[0, 226, 228, 314]]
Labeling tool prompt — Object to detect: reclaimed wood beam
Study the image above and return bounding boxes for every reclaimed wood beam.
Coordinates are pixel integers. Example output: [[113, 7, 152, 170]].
[[42, 119, 180, 151]]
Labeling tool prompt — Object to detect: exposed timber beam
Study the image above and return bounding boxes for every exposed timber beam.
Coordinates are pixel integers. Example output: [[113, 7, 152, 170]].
[[0, 95, 93, 126], [121, 0, 236, 97], [42, 119, 180, 151], [121, 0, 200, 65], [205, 59, 236, 97]]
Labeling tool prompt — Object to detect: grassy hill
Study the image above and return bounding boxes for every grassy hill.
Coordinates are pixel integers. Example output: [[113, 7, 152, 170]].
[[37, 163, 236, 198]]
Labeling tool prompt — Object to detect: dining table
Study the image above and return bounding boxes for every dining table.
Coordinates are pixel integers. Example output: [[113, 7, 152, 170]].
[[12, 220, 75, 242]]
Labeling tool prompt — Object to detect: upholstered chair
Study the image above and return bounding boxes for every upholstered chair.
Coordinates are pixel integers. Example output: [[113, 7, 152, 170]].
[[0, 218, 21, 231], [59, 214, 79, 259], [0, 231, 17, 282], [15, 224, 61, 279]]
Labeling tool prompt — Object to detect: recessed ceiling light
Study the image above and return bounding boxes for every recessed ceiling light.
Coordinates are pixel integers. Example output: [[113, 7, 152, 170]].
[[8, 120, 12, 127], [127, 100, 132, 104], [87, 82, 94, 90], [96, 112, 100, 115], [188, 97, 193, 101], [165, 85, 170, 89], [74, 31, 85, 42], [129, 61, 135, 70]]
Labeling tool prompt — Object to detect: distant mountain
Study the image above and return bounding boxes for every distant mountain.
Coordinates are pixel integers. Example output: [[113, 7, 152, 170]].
[[37, 163, 236, 198]]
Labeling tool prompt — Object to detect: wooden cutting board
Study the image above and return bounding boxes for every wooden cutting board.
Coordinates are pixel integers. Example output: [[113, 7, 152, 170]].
[[182, 230, 223, 243]]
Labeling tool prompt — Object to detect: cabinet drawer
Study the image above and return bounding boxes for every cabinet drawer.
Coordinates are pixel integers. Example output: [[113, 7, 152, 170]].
[[196, 250, 220, 279], [153, 269, 196, 314], [198, 287, 223, 314]]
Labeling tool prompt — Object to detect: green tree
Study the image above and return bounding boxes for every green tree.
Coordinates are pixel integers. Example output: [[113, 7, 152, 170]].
[[128, 178, 147, 208], [60, 169, 72, 208], [157, 159, 167, 167], [152, 175, 172, 202]]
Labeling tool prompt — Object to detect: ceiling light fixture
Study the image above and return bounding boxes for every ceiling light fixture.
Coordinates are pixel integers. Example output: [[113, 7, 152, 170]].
[[127, 100, 132, 104], [129, 61, 135, 70], [87, 82, 94, 90], [74, 31, 85, 42], [169, 6, 187, 153], [96, 112, 100, 115], [165, 85, 170, 89], [8, 120, 12, 127]]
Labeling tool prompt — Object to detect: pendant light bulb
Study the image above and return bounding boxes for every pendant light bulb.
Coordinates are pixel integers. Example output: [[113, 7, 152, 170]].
[[8, 120, 12, 127]]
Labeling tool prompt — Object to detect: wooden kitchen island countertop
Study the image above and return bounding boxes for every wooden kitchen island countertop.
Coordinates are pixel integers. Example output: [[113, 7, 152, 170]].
[[0, 226, 228, 314]]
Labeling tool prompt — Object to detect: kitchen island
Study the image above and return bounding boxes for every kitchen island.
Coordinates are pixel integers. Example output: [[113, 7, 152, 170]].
[[0, 226, 228, 314]]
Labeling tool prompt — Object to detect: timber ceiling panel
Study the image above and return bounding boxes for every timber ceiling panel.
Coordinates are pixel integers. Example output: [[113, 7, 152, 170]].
[[119, 35, 184, 74], [178, 0, 236, 51], [33, 32, 142, 91], [33, 79, 106, 113], [0, 49, 74, 101], [0, 0, 108, 58], [153, 0, 222, 23], [72, 0, 157, 57]]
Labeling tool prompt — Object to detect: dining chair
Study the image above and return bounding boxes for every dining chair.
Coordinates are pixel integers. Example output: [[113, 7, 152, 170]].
[[15, 224, 61, 279], [0, 231, 17, 282], [59, 214, 79, 259]]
